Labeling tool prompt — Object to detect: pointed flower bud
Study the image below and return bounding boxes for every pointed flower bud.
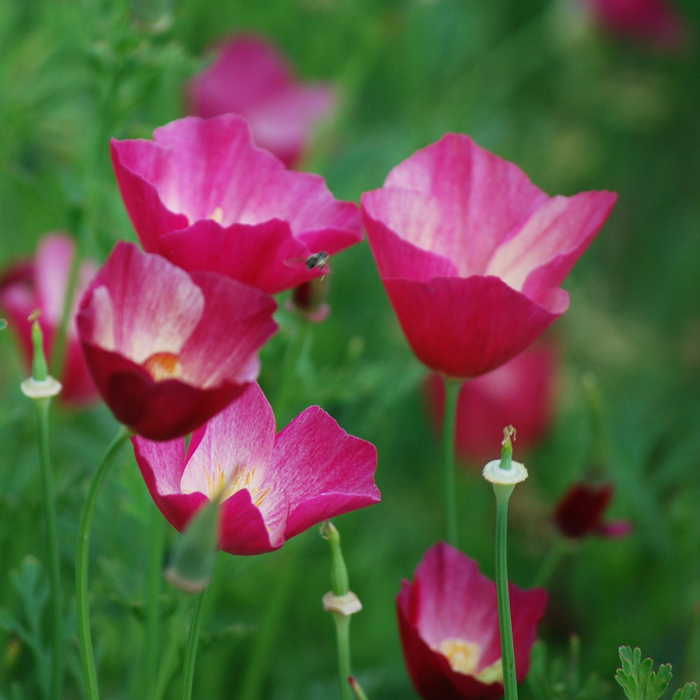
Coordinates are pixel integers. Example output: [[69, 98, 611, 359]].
[[20, 314, 62, 400], [165, 498, 221, 593], [321, 521, 362, 617]]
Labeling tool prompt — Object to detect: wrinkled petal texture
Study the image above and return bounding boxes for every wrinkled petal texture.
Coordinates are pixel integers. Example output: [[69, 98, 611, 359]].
[[77, 242, 277, 440], [362, 133, 616, 378], [111, 114, 361, 294], [0, 233, 98, 404], [427, 344, 557, 464], [583, 0, 688, 48], [398, 543, 548, 700], [133, 383, 379, 555], [187, 35, 336, 168]]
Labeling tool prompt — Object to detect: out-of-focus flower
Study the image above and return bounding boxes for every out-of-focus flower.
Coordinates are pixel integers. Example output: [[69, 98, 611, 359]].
[[111, 114, 361, 295], [76, 242, 277, 440], [0, 233, 98, 404], [580, 0, 688, 49], [397, 543, 548, 700], [285, 275, 331, 323], [132, 381, 380, 555], [361, 134, 616, 379], [187, 34, 335, 168], [553, 480, 632, 539], [426, 344, 557, 464]]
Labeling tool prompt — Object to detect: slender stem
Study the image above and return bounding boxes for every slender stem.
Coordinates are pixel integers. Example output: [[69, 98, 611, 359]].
[[144, 509, 167, 698], [332, 613, 353, 700], [274, 320, 311, 424], [76, 426, 132, 700], [442, 378, 463, 547], [35, 397, 63, 700], [532, 537, 569, 589], [494, 484, 518, 700], [180, 591, 206, 700], [238, 543, 302, 700]]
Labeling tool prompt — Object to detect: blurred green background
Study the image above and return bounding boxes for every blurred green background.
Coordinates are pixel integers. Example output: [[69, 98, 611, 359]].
[[1, 0, 700, 698]]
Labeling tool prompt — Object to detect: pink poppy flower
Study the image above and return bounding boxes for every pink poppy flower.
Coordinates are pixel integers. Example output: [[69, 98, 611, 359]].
[[426, 344, 557, 464], [132, 382, 380, 555], [187, 34, 335, 168], [580, 0, 688, 49], [361, 134, 617, 379], [110, 114, 361, 295], [76, 241, 277, 441], [0, 233, 99, 404], [554, 480, 632, 539], [398, 543, 548, 700]]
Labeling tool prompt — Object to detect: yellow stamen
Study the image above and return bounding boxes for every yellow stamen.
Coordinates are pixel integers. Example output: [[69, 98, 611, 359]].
[[143, 352, 183, 382], [438, 638, 482, 675], [199, 462, 271, 506], [208, 207, 224, 224]]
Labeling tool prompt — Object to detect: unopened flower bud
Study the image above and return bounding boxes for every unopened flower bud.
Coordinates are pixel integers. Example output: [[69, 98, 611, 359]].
[[321, 521, 349, 596], [20, 313, 62, 400], [165, 499, 220, 593]]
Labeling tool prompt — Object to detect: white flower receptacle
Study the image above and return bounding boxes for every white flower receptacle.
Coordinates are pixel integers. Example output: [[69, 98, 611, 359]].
[[323, 591, 362, 616], [21, 376, 62, 399], [482, 459, 528, 485]]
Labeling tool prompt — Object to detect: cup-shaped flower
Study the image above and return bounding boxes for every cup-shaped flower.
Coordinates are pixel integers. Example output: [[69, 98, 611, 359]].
[[0, 233, 99, 404], [111, 114, 361, 295], [554, 480, 632, 539], [361, 134, 617, 379], [76, 242, 277, 440], [398, 543, 547, 700], [580, 0, 688, 49], [187, 34, 336, 168], [132, 382, 380, 555], [427, 344, 557, 464]]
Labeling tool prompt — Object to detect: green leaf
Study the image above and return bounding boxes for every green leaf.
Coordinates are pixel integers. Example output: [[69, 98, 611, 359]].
[[615, 646, 697, 700]]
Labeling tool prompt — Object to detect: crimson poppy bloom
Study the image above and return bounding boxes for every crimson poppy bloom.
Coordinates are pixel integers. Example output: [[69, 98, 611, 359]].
[[132, 382, 380, 555], [580, 0, 687, 49], [398, 543, 548, 700], [361, 134, 617, 379], [76, 242, 277, 440], [0, 233, 99, 404], [426, 344, 557, 464], [187, 34, 335, 168], [554, 480, 631, 539], [110, 114, 361, 295]]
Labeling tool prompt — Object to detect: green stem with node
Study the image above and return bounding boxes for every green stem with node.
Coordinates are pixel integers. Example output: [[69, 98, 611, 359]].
[[442, 378, 463, 547], [76, 426, 132, 700]]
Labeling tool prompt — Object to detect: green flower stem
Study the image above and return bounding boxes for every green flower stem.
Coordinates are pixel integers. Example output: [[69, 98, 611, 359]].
[[532, 537, 570, 589], [76, 426, 132, 700], [275, 319, 311, 424], [494, 482, 518, 700], [333, 613, 353, 700], [34, 397, 63, 700], [180, 590, 206, 700], [239, 542, 302, 700], [144, 509, 167, 698], [442, 378, 463, 547]]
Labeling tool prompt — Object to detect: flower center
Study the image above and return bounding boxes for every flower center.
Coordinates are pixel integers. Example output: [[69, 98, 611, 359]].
[[199, 462, 271, 506], [142, 352, 183, 382], [438, 638, 482, 675], [208, 207, 224, 224]]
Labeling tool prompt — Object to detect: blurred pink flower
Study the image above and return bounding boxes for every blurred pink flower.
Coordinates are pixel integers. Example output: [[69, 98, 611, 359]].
[[553, 480, 632, 539], [398, 543, 548, 700], [427, 344, 557, 464], [581, 0, 688, 49], [187, 34, 335, 168], [362, 134, 617, 379], [132, 382, 380, 555], [76, 242, 277, 440], [111, 114, 362, 294], [0, 233, 98, 404]]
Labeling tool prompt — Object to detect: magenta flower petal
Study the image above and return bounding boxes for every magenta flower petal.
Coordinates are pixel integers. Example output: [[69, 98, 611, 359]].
[[77, 242, 277, 440], [132, 383, 379, 555], [187, 35, 336, 168], [0, 233, 99, 404], [398, 543, 548, 700], [363, 134, 616, 378], [427, 343, 557, 464], [111, 115, 361, 294]]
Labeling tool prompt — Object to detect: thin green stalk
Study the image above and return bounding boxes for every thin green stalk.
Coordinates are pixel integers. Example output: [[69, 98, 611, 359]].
[[238, 542, 302, 700], [442, 378, 463, 547], [76, 426, 132, 700], [180, 591, 206, 700], [532, 538, 569, 589], [35, 397, 63, 700], [494, 484, 518, 700], [144, 509, 167, 698], [275, 320, 311, 424], [333, 614, 353, 700]]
